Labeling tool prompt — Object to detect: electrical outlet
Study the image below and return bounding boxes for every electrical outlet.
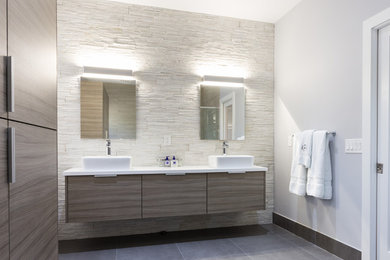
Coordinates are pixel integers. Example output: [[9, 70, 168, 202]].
[[345, 139, 362, 154], [163, 135, 172, 145]]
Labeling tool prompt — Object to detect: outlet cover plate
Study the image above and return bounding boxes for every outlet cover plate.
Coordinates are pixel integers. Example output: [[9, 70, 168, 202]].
[[345, 139, 362, 154], [163, 135, 172, 146]]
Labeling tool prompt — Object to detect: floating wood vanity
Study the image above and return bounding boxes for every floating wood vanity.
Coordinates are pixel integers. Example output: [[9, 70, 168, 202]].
[[64, 166, 267, 223]]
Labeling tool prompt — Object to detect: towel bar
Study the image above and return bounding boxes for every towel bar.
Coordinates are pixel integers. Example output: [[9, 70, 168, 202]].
[[291, 131, 336, 137]]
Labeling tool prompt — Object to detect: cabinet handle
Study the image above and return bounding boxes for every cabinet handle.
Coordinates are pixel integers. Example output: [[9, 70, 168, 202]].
[[8, 127, 15, 183], [165, 172, 186, 176], [6, 56, 14, 112], [94, 174, 117, 178], [228, 171, 246, 174]]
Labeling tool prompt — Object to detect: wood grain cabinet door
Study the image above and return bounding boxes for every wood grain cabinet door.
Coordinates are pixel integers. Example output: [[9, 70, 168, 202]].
[[142, 174, 207, 218], [8, 121, 57, 260], [8, 0, 57, 129], [67, 175, 142, 223], [0, 0, 6, 119], [0, 0, 8, 256], [0, 119, 8, 259], [207, 172, 266, 214]]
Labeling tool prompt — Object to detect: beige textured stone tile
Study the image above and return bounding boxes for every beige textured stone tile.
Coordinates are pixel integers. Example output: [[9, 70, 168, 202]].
[[58, 0, 274, 240]]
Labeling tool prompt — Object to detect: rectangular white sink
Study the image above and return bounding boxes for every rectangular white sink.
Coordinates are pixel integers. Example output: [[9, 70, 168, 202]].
[[208, 155, 254, 168], [82, 156, 132, 171]]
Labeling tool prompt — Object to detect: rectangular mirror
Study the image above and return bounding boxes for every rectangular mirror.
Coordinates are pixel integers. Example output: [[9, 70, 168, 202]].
[[200, 86, 245, 140], [80, 78, 136, 139]]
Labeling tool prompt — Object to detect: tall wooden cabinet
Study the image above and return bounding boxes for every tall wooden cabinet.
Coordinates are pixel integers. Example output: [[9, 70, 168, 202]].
[[0, 119, 8, 259], [9, 122, 57, 259], [0, 0, 58, 259], [0, 0, 6, 118], [8, 0, 57, 129]]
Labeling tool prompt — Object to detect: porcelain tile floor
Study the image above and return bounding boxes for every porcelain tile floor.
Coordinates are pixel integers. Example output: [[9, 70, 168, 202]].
[[59, 225, 341, 260]]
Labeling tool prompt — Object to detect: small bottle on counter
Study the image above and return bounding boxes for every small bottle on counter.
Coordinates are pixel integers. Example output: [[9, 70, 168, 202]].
[[171, 155, 178, 167], [164, 156, 171, 167]]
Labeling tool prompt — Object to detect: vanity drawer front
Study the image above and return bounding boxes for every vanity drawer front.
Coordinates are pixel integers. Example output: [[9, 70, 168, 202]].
[[207, 171, 265, 214], [142, 174, 207, 218], [66, 175, 141, 222]]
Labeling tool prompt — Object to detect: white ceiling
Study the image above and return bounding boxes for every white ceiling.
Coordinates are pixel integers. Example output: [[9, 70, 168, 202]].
[[109, 0, 303, 23]]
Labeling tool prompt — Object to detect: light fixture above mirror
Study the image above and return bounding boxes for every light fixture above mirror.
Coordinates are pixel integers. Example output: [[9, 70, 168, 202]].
[[82, 66, 135, 84], [201, 75, 245, 88]]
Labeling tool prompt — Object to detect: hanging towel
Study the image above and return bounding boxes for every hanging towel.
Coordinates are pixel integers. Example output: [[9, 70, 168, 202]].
[[306, 131, 332, 199], [289, 132, 311, 196], [297, 130, 315, 168]]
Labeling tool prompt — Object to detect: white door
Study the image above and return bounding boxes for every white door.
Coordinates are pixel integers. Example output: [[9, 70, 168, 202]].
[[377, 24, 390, 260]]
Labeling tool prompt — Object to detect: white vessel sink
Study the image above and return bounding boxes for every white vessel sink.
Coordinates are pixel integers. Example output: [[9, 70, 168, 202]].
[[208, 155, 254, 168], [82, 156, 132, 171]]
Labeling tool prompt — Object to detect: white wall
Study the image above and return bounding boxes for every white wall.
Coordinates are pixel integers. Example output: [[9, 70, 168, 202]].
[[275, 0, 390, 250]]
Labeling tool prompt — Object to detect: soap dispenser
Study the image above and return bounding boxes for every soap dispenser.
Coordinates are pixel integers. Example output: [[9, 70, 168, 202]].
[[164, 156, 171, 167], [171, 156, 178, 167]]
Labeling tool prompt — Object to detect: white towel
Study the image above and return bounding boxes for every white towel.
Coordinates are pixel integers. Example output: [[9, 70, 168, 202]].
[[297, 130, 315, 168], [306, 131, 332, 199], [289, 132, 311, 196]]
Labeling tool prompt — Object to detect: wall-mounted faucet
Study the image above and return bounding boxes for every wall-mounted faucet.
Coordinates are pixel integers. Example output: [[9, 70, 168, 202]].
[[222, 141, 229, 155], [106, 139, 111, 156]]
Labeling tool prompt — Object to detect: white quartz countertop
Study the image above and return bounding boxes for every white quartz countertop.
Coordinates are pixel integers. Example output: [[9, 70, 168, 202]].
[[63, 165, 268, 177]]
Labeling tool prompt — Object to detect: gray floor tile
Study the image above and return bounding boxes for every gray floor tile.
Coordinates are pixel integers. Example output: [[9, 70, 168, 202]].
[[261, 224, 291, 235], [209, 256, 251, 260], [176, 238, 250, 260], [58, 225, 341, 260], [59, 249, 116, 260], [276, 230, 341, 259], [300, 245, 342, 260], [277, 231, 314, 247], [116, 243, 183, 260], [248, 247, 320, 260], [230, 233, 295, 256]]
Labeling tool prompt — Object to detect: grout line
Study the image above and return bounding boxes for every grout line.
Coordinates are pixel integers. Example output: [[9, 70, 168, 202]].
[[272, 229, 340, 260], [175, 243, 185, 260], [297, 241, 342, 260], [228, 238, 252, 259]]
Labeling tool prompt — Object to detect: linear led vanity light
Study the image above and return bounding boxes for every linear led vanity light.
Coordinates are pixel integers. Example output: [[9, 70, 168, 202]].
[[82, 66, 135, 82], [201, 75, 245, 87]]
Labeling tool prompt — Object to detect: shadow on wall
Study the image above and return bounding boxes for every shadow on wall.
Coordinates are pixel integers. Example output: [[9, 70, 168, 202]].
[[275, 96, 339, 236]]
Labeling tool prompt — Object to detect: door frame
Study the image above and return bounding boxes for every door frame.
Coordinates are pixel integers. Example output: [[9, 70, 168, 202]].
[[362, 7, 390, 260], [219, 92, 236, 140]]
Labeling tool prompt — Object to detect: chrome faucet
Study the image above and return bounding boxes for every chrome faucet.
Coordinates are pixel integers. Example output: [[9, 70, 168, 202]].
[[222, 141, 229, 155], [106, 139, 111, 156]]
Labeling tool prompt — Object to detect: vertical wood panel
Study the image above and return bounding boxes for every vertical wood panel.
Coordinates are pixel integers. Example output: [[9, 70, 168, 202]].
[[143, 174, 207, 218], [0, 1, 8, 257], [0, 119, 8, 258], [8, 0, 57, 129], [80, 81, 104, 138], [0, 0, 6, 119], [67, 175, 142, 222], [208, 172, 265, 214], [9, 121, 57, 259]]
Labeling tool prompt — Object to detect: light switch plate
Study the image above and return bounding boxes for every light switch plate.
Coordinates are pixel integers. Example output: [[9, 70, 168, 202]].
[[345, 139, 362, 154], [163, 135, 172, 145]]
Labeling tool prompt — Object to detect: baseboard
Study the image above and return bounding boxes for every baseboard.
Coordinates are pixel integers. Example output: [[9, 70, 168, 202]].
[[273, 213, 361, 260]]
